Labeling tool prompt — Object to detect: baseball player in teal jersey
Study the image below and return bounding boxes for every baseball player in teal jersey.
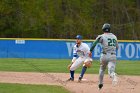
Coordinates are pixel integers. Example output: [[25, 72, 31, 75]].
[[89, 23, 119, 90], [67, 35, 92, 82]]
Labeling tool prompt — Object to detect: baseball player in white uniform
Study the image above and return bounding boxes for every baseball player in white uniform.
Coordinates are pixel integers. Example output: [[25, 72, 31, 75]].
[[67, 35, 92, 82], [89, 23, 119, 90]]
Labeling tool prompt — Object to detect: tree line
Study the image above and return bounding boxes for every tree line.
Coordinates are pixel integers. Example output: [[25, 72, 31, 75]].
[[0, 0, 140, 40]]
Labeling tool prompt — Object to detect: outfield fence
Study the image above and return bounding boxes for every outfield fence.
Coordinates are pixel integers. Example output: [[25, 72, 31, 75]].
[[0, 38, 139, 60]]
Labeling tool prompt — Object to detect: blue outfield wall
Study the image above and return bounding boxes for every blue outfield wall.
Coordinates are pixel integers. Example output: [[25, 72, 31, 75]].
[[0, 39, 140, 60]]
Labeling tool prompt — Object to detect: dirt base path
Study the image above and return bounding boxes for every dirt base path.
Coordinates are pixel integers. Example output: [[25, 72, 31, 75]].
[[0, 71, 139, 93]]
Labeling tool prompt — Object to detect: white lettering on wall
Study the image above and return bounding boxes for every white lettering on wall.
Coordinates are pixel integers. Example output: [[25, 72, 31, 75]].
[[86, 42, 92, 48], [66, 42, 75, 57], [117, 44, 124, 58], [15, 40, 25, 44], [94, 44, 101, 57], [125, 43, 135, 58], [136, 44, 140, 58], [66, 42, 140, 59]]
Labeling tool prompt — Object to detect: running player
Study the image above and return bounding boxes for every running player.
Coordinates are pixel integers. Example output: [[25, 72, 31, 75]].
[[89, 23, 119, 90]]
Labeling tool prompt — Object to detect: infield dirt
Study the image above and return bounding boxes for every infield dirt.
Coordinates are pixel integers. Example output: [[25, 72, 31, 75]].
[[0, 71, 139, 93]]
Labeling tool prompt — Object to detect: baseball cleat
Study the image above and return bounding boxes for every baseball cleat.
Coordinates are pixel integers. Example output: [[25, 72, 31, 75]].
[[78, 77, 82, 82], [98, 84, 103, 90], [66, 78, 74, 81]]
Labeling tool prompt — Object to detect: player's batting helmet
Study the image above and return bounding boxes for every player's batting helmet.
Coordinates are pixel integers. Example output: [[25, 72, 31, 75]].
[[76, 35, 82, 40], [102, 23, 111, 32]]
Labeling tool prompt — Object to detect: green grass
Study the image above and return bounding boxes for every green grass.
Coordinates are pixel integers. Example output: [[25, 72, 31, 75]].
[[116, 60, 140, 75], [0, 59, 139, 93], [0, 83, 70, 93], [0, 58, 139, 75]]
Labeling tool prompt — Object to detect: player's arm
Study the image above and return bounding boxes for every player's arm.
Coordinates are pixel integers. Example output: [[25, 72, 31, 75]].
[[90, 35, 102, 52], [89, 36, 101, 57], [72, 46, 77, 63], [67, 46, 77, 70], [90, 39, 99, 52]]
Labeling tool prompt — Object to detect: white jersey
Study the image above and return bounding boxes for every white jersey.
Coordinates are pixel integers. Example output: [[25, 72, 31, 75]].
[[73, 43, 90, 58], [96, 33, 118, 54]]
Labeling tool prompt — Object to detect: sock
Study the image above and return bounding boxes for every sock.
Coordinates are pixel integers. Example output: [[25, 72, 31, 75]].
[[80, 66, 87, 78], [70, 70, 74, 79]]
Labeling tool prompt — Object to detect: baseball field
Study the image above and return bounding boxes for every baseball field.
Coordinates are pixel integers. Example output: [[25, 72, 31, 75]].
[[0, 58, 139, 93]]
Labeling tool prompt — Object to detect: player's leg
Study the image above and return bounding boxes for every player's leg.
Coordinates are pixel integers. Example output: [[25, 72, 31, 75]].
[[78, 58, 92, 82], [98, 54, 108, 89], [107, 54, 118, 85], [99, 62, 107, 85], [108, 61, 118, 85], [68, 57, 84, 81], [108, 61, 116, 78]]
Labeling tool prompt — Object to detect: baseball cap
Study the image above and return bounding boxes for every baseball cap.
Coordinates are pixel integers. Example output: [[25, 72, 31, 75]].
[[76, 35, 82, 40]]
